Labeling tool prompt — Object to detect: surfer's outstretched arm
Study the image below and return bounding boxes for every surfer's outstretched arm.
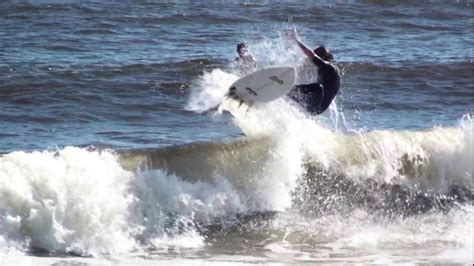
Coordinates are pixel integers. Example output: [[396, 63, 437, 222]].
[[296, 40, 315, 59], [287, 30, 313, 57], [287, 30, 326, 66]]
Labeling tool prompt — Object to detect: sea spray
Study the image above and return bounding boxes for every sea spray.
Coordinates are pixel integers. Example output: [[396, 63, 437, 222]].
[[0, 143, 310, 255], [131, 169, 244, 249], [186, 29, 317, 114], [215, 84, 472, 195], [186, 34, 473, 216], [332, 122, 473, 192], [186, 69, 239, 113], [268, 205, 473, 264], [0, 124, 471, 257], [0, 147, 138, 256]]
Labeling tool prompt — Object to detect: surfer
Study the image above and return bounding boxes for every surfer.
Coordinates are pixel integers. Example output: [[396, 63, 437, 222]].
[[287, 30, 341, 115], [235, 42, 256, 74]]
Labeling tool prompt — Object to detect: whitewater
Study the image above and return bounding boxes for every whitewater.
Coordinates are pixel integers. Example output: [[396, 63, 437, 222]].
[[1, 17, 473, 264]]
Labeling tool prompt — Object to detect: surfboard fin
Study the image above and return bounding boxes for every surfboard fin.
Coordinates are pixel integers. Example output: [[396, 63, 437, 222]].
[[225, 87, 237, 98], [225, 90, 245, 105]]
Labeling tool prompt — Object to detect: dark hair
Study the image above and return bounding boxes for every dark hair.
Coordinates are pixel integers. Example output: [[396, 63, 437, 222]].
[[237, 42, 247, 53], [313, 46, 333, 62]]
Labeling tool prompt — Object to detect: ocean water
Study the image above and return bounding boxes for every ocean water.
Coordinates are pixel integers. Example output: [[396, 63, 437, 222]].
[[1, 1, 473, 265]]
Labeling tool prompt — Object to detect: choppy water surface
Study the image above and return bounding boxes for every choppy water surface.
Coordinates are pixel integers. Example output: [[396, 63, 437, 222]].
[[0, 1, 473, 265]]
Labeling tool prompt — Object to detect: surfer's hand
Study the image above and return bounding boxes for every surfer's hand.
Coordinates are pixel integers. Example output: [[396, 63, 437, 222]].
[[284, 28, 299, 42]]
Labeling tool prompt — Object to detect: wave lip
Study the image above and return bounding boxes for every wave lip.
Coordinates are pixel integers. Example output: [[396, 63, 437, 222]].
[[0, 117, 472, 259]]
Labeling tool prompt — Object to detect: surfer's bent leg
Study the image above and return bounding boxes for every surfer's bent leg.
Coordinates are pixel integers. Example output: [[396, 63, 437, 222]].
[[318, 85, 339, 114], [288, 83, 324, 115]]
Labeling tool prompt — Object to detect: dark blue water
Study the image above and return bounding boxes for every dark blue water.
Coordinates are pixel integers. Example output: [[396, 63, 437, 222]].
[[0, 1, 473, 264], [1, 1, 473, 153]]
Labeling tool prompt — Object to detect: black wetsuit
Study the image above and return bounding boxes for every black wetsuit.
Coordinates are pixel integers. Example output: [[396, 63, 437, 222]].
[[288, 56, 340, 115]]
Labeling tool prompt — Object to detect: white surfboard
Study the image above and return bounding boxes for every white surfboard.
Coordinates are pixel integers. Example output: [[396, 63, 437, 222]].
[[226, 67, 296, 105]]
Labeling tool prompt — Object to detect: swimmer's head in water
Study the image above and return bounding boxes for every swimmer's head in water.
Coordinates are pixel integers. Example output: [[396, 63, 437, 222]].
[[314, 46, 333, 62], [237, 42, 248, 56]]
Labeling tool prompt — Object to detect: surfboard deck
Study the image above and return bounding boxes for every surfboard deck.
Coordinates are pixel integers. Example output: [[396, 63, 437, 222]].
[[225, 67, 296, 105]]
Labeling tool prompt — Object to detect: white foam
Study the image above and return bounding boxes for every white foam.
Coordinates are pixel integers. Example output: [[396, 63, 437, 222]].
[[0, 147, 137, 256], [2, 32, 472, 264], [182, 34, 474, 264], [186, 69, 239, 113], [269, 205, 473, 263], [132, 169, 245, 237], [186, 32, 473, 209], [1, 126, 472, 261], [217, 92, 473, 192]]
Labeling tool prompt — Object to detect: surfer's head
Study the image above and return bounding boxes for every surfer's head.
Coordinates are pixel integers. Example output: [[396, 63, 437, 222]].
[[237, 42, 248, 57], [314, 46, 333, 62]]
